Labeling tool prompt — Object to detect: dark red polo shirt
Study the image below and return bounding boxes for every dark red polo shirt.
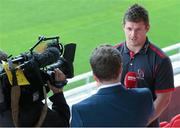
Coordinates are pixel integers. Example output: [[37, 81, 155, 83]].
[[115, 38, 175, 100]]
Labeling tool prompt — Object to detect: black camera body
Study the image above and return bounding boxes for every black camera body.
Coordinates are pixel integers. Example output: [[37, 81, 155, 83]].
[[0, 36, 76, 107]]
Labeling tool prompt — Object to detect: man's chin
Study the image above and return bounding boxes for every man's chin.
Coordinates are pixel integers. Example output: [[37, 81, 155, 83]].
[[128, 41, 138, 45]]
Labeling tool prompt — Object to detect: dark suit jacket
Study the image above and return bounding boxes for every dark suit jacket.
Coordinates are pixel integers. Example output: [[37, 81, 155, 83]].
[[71, 84, 154, 127]]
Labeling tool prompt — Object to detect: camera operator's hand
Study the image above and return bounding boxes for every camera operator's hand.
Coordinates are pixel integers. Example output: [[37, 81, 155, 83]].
[[54, 68, 66, 82], [48, 68, 66, 94]]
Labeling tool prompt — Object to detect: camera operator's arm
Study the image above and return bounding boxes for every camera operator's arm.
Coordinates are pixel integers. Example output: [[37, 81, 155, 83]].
[[48, 69, 70, 126]]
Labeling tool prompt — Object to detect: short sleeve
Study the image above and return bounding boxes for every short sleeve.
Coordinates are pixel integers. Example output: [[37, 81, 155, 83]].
[[154, 57, 175, 93]]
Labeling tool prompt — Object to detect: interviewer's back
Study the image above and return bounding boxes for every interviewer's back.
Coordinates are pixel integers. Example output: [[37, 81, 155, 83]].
[[71, 85, 153, 127]]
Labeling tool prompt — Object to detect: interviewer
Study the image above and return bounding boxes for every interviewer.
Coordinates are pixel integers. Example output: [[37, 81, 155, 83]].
[[71, 45, 154, 127]]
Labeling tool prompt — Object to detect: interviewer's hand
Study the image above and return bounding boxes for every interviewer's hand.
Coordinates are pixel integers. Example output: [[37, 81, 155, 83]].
[[48, 68, 66, 94]]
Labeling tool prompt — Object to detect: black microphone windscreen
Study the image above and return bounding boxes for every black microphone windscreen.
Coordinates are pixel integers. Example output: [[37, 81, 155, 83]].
[[33, 47, 60, 68]]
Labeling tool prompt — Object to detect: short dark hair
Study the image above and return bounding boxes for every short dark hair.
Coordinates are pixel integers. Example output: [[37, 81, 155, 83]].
[[90, 45, 122, 81], [123, 4, 149, 25]]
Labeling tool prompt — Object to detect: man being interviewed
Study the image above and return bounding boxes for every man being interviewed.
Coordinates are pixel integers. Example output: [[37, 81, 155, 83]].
[[115, 4, 175, 127], [71, 45, 154, 127]]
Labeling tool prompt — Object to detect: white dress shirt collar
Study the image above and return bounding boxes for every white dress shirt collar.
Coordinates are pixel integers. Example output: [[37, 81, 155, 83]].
[[97, 82, 121, 92]]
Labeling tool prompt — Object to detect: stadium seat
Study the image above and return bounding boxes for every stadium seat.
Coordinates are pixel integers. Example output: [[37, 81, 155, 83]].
[[171, 114, 180, 127], [160, 114, 180, 127], [160, 121, 169, 127]]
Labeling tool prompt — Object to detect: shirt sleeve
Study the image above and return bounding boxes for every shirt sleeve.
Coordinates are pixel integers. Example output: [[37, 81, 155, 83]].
[[154, 57, 175, 93], [49, 92, 70, 126], [71, 104, 83, 127]]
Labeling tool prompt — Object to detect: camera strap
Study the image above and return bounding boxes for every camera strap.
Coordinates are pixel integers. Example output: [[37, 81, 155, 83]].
[[35, 86, 47, 127], [32, 61, 48, 127], [8, 59, 21, 127]]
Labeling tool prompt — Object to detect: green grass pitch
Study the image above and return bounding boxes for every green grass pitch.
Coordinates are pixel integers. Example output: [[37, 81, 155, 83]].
[[0, 0, 180, 76]]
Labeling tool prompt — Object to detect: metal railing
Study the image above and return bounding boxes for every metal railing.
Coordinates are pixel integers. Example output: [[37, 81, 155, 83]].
[[67, 43, 180, 85]]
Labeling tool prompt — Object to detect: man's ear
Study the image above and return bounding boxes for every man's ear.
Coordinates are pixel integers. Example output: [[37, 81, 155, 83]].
[[93, 73, 101, 86], [146, 24, 150, 32], [93, 74, 99, 82]]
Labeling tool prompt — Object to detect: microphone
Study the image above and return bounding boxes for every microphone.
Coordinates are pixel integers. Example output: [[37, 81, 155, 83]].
[[19, 47, 60, 69], [124, 72, 137, 88], [33, 47, 60, 67]]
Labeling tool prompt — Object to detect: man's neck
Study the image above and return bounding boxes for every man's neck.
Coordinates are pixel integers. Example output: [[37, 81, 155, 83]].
[[127, 43, 144, 54]]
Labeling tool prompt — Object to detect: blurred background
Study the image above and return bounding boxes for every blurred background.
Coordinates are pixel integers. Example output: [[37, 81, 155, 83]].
[[0, 0, 180, 89]]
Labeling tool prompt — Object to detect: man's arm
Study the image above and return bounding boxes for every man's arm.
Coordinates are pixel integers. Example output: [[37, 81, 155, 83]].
[[47, 69, 70, 126], [48, 90, 70, 126], [148, 57, 174, 125], [148, 92, 172, 125]]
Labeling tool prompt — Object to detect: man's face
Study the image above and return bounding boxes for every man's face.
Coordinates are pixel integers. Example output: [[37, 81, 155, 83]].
[[123, 21, 149, 47]]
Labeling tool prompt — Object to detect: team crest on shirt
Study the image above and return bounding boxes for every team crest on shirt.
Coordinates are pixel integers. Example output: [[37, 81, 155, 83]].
[[137, 69, 144, 80]]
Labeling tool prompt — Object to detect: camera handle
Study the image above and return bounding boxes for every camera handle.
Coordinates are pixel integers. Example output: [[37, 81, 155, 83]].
[[29, 35, 60, 54], [29, 36, 45, 54]]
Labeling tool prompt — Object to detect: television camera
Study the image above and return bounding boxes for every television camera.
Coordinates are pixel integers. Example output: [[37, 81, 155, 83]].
[[0, 36, 76, 105]]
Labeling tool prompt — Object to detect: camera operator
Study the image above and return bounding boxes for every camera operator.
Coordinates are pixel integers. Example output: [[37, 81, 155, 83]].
[[0, 68, 70, 127]]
